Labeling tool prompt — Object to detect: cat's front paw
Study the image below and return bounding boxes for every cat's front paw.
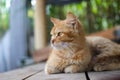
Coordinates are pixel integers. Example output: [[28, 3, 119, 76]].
[[64, 65, 80, 73], [45, 66, 61, 74]]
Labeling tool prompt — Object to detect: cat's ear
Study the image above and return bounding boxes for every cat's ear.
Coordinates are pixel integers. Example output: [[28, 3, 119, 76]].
[[66, 12, 77, 20], [66, 12, 83, 34], [66, 12, 78, 27], [50, 17, 60, 25]]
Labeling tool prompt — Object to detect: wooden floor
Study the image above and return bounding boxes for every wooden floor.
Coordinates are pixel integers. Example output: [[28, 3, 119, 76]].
[[0, 62, 120, 80]]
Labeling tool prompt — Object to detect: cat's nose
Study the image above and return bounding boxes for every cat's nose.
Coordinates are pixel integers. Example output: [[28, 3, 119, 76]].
[[51, 39, 55, 44]]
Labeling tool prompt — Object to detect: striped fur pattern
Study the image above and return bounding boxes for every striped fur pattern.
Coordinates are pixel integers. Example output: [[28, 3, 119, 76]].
[[45, 12, 120, 74]]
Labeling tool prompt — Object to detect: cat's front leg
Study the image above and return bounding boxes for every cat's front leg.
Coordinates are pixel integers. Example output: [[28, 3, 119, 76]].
[[64, 64, 84, 73]]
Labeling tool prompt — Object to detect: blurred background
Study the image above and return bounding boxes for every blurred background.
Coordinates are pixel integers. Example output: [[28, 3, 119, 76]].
[[0, 0, 120, 72]]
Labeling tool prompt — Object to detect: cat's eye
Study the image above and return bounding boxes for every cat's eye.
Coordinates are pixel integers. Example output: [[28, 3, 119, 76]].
[[57, 32, 63, 36], [71, 23, 75, 27]]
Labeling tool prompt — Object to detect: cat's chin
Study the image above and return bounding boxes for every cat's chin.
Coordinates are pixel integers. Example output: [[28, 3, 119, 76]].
[[51, 42, 69, 50], [51, 44, 63, 50]]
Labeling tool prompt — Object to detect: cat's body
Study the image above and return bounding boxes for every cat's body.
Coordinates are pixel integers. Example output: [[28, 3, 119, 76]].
[[45, 12, 120, 74], [87, 36, 120, 71]]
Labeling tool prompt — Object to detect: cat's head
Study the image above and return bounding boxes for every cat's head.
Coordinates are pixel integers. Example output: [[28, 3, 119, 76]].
[[50, 12, 85, 50]]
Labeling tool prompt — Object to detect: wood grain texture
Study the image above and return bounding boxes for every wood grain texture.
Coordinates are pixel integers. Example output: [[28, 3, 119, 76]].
[[26, 71, 86, 80], [0, 62, 120, 80], [0, 63, 45, 80], [88, 70, 120, 80]]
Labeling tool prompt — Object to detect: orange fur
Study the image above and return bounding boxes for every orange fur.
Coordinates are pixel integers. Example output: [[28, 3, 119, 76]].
[[45, 12, 120, 74], [45, 12, 91, 74]]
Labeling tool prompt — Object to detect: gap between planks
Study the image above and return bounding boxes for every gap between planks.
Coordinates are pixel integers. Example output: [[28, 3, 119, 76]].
[[0, 62, 120, 80], [0, 62, 45, 80], [25, 70, 88, 80], [22, 70, 43, 80]]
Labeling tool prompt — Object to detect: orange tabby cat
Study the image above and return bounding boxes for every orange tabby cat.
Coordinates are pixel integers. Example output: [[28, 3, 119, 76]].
[[45, 12, 120, 74]]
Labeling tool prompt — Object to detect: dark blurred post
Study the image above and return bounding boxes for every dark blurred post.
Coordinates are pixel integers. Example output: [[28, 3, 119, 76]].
[[34, 0, 47, 50], [86, 0, 95, 33], [10, 0, 29, 69]]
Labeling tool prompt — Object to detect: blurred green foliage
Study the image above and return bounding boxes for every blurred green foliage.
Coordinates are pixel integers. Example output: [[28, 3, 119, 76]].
[[0, 0, 9, 38], [0, 0, 120, 40], [47, 0, 120, 35]]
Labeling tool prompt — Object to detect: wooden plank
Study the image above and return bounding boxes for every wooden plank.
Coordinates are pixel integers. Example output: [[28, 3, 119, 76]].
[[26, 71, 86, 80], [88, 70, 120, 80], [88, 28, 115, 39], [0, 63, 45, 80], [1, 62, 120, 80]]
